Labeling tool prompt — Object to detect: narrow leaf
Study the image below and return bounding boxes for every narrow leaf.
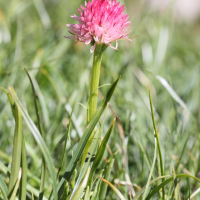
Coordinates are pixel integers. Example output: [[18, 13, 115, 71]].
[[91, 179, 101, 200], [70, 167, 91, 200], [10, 168, 22, 200], [54, 76, 120, 200], [0, 175, 8, 200], [6, 99, 22, 197], [145, 174, 200, 200], [99, 158, 115, 200], [9, 87, 58, 200], [24, 68, 46, 200], [49, 103, 75, 200], [156, 75, 189, 112], [98, 177, 126, 200], [19, 134, 27, 200], [142, 138, 157, 200], [58, 102, 75, 177], [132, 176, 170, 200], [189, 187, 200, 200], [84, 186, 90, 200], [148, 86, 165, 199], [88, 118, 116, 186]]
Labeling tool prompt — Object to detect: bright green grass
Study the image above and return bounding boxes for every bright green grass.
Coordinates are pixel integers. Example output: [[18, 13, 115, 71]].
[[0, 0, 200, 199]]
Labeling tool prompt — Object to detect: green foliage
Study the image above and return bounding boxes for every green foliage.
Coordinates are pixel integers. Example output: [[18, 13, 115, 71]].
[[0, 0, 200, 199]]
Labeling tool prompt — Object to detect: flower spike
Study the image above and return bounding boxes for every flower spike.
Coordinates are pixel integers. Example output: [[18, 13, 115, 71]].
[[65, 0, 132, 53]]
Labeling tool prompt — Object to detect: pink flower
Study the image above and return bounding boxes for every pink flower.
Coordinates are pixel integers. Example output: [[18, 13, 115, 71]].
[[65, 0, 131, 53]]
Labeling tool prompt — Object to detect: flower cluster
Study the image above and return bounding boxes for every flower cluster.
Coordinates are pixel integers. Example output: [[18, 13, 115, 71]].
[[65, 0, 131, 53]]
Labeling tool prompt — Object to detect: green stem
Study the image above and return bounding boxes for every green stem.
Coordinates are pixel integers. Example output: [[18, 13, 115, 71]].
[[88, 44, 104, 123], [82, 43, 105, 169], [148, 87, 165, 200]]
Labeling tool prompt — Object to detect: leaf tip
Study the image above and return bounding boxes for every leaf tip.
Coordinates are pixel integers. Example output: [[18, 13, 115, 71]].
[[148, 85, 150, 92], [112, 118, 116, 126]]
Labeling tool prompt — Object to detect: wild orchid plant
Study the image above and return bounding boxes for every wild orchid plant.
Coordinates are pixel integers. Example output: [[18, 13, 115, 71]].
[[63, 0, 132, 199]]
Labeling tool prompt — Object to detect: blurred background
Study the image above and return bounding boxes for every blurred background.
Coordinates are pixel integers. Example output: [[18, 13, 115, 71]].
[[0, 0, 200, 198]]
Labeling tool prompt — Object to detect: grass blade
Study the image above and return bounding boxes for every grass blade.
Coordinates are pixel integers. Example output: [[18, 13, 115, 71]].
[[88, 118, 116, 187], [8, 106, 22, 196], [19, 134, 27, 200], [70, 108, 112, 198], [98, 177, 126, 200], [132, 175, 170, 200], [0, 87, 23, 197], [10, 168, 22, 200], [145, 174, 200, 200], [142, 138, 157, 200], [54, 76, 120, 200], [58, 102, 75, 178], [155, 75, 189, 112], [9, 87, 58, 200], [148, 86, 165, 200], [0, 175, 8, 200], [189, 187, 200, 199], [24, 68, 46, 200], [99, 157, 115, 200], [91, 179, 101, 200], [70, 167, 90, 200], [84, 186, 90, 200]]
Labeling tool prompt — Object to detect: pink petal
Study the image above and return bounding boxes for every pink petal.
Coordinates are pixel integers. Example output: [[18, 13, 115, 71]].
[[65, 0, 132, 52]]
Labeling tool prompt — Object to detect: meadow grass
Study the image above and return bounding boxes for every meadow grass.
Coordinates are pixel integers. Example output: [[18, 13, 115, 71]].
[[0, 0, 200, 199]]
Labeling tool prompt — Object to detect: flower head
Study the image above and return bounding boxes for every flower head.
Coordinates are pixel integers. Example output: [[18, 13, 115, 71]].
[[65, 0, 131, 53]]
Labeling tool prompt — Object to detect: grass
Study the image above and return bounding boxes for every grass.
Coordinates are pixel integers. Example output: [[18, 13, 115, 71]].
[[0, 0, 200, 199]]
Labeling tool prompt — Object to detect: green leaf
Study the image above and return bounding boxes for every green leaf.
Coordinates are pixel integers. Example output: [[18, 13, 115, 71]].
[[71, 104, 109, 197], [98, 177, 126, 200], [91, 179, 101, 200], [71, 169, 77, 189], [189, 186, 200, 199], [19, 134, 27, 200], [148, 86, 165, 199], [99, 157, 115, 200], [60, 182, 69, 200], [49, 102, 75, 200], [70, 167, 90, 200], [0, 175, 8, 200], [8, 106, 22, 196], [145, 174, 200, 200], [24, 68, 46, 200], [54, 76, 120, 200], [81, 102, 109, 170], [84, 186, 90, 200], [9, 87, 58, 200], [155, 75, 189, 112], [142, 138, 157, 200], [10, 168, 22, 200], [132, 175, 170, 200], [0, 87, 23, 197], [88, 118, 116, 187], [58, 102, 75, 178]]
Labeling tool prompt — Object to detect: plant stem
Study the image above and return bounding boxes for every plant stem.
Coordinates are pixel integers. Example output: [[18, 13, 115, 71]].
[[148, 86, 165, 200], [81, 44, 104, 168], [88, 44, 104, 123]]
